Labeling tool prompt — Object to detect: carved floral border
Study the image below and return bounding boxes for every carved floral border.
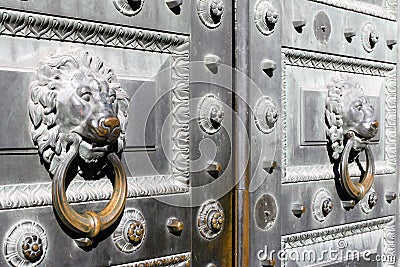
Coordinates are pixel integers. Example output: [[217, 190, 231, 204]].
[[281, 216, 395, 267], [281, 48, 396, 183], [112, 252, 190, 267], [0, 9, 190, 208], [308, 0, 397, 21]]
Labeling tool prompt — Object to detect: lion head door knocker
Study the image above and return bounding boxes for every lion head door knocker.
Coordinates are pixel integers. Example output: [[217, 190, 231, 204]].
[[28, 47, 130, 245], [325, 76, 379, 200]]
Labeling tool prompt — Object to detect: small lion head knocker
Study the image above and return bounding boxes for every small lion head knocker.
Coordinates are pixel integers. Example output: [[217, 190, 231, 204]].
[[28, 47, 130, 242], [325, 75, 379, 200]]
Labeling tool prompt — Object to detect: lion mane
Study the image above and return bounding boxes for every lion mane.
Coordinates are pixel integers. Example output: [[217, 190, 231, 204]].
[[28, 47, 130, 174], [325, 75, 365, 161]]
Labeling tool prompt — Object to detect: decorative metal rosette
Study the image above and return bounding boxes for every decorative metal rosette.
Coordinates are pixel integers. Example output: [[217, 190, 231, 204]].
[[254, 96, 278, 134], [254, 0, 279, 36], [254, 194, 277, 231], [361, 22, 379, 52], [113, 0, 145, 16], [4, 221, 48, 267], [197, 200, 225, 240], [198, 94, 225, 134], [113, 208, 146, 253], [360, 187, 378, 214], [197, 0, 224, 28], [312, 189, 334, 222]]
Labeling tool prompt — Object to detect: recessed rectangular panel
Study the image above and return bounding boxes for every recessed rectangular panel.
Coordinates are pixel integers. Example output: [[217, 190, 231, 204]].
[[300, 88, 327, 146], [121, 79, 156, 149], [0, 70, 35, 150]]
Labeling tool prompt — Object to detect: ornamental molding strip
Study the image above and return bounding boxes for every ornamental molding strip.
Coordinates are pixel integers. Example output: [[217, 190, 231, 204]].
[[0, 8, 189, 53], [308, 0, 396, 21], [281, 48, 397, 183], [281, 48, 395, 76], [282, 216, 394, 249], [281, 217, 395, 266], [112, 252, 191, 267], [0, 9, 190, 200], [0, 176, 188, 210]]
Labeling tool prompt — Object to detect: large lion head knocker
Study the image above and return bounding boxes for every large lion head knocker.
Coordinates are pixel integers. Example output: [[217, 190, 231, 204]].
[[28, 47, 130, 243], [325, 75, 379, 200]]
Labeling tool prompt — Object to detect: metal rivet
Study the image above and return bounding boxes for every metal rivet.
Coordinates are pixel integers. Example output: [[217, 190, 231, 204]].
[[292, 203, 306, 217], [293, 19, 307, 29], [74, 237, 93, 247], [206, 161, 222, 178], [204, 54, 222, 72], [261, 59, 277, 72], [344, 27, 356, 38], [167, 218, 184, 234], [166, 0, 182, 9], [342, 200, 355, 209], [262, 159, 277, 174], [261, 259, 276, 267], [386, 39, 397, 47], [385, 191, 397, 202]]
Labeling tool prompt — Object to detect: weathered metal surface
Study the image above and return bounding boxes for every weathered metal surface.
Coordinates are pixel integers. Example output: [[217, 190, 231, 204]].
[[0, 0, 398, 266]]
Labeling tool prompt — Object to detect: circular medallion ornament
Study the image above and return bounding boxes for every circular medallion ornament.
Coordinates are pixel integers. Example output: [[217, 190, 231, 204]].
[[197, 200, 225, 240], [362, 22, 379, 52], [360, 187, 378, 214], [113, 0, 144, 16], [254, 194, 277, 231], [198, 94, 225, 134], [254, 96, 278, 134], [312, 189, 334, 222], [254, 0, 279, 36], [113, 208, 146, 253], [197, 0, 224, 28], [4, 221, 48, 267]]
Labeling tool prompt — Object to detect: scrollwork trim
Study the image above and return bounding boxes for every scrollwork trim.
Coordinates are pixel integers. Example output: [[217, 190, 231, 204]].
[[112, 252, 191, 267], [308, 0, 396, 21]]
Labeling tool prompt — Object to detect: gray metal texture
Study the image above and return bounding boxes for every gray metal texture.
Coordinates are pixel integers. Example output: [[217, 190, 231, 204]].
[[0, 0, 399, 266]]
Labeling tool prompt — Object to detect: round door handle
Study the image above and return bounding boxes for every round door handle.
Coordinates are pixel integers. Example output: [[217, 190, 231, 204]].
[[52, 133, 127, 240], [340, 132, 375, 200]]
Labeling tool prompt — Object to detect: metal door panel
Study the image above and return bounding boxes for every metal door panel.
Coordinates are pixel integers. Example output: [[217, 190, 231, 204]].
[[282, 0, 397, 63], [0, 198, 191, 267], [189, 0, 234, 265], [281, 175, 397, 235], [0, 3, 193, 266]]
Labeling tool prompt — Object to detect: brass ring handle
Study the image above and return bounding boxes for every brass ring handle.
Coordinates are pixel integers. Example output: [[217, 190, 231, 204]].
[[340, 132, 375, 200], [52, 134, 127, 239]]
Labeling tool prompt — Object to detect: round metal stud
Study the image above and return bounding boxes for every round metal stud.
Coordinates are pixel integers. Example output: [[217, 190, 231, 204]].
[[313, 11, 331, 45], [4, 221, 48, 267], [197, 200, 225, 240], [312, 189, 333, 222], [198, 94, 225, 134], [197, 0, 224, 29], [254, 96, 278, 134], [113, 0, 145, 16], [362, 22, 379, 52], [360, 187, 378, 214], [113, 208, 146, 253], [254, 0, 279, 36], [254, 194, 278, 231]]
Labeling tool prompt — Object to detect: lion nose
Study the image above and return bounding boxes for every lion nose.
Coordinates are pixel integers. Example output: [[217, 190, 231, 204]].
[[371, 120, 379, 129], [104, 117, 120, 132]]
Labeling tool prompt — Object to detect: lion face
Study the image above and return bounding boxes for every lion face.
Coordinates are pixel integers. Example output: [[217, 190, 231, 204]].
[[29, 48, 130, 174], [342, 92, 379, 140], [325, 75, 379, 160]]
